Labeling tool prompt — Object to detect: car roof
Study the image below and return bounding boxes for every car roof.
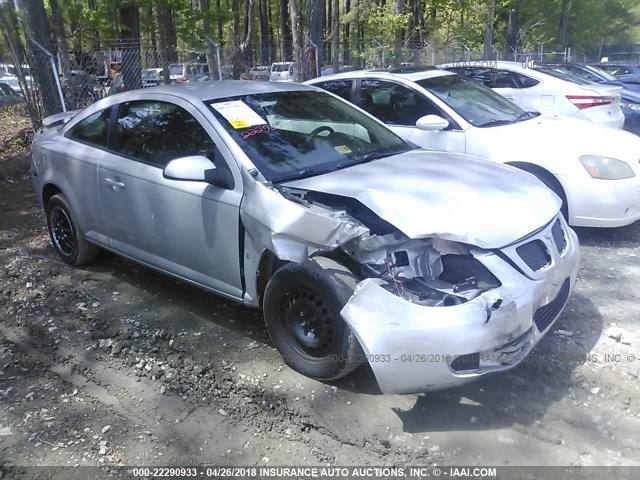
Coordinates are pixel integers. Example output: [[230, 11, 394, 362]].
[[306, 67, 455, 83], [124, 80, 312, 101], [439, 60, 533, 72]]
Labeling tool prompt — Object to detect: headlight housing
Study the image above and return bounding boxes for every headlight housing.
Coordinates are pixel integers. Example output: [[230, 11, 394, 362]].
[[579, 155, 635, 180]]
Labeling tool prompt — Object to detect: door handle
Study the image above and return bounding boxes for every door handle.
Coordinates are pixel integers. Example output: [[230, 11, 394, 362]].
[[505, 96, 516, 101], [104, 178, 125, 189]]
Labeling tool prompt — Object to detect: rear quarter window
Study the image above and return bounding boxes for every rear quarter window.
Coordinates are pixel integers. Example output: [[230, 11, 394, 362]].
[[66, 107, 112, 148], [512, 72, 540, 88], [314, 80, 353, 100]]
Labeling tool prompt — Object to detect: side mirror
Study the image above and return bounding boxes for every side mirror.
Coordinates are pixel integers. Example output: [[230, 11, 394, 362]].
[[415, 114, 449, 131], [163, 155, 215, 182], [163, 155, 234, 189]]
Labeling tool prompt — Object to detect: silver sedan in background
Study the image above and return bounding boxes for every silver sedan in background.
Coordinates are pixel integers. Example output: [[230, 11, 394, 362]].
[[30, 82, 579, 394]]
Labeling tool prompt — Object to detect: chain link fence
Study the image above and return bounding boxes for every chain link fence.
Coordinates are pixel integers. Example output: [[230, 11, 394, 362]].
[[8, 33, 629, 126]]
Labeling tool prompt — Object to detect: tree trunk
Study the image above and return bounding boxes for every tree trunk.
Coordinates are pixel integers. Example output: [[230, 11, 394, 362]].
[[394, 0, 404, 65], [259, 0, 270, 65], [157, 0, 178, 84], [308, 0, 324, 76], [326, 0, 331, 64], [240, 0, 254, 72], [198, 0, 218, 80], [279, 0, 291, 60], [506, 0, 522, 56], [216, 0, 223, 40], [268, 0, 275, 63], [483, 0, 495, 60], [331, 0, 339, 71], [19, 0, 64, 116], [85, 0, 100, 50], [49, 0, 75, 107], [119, 4, 142, 91], [289, 0, 302, 82], [427, 4, 436, 36], [148, 5, 158, 66], [343, 0, 350, 65], [231, 0, 240, 69], [558, 0, 572, 47]]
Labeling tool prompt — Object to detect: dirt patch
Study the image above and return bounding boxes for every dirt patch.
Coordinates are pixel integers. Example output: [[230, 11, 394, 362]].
[[0, 105, 33, 181], [1, 110, 640, 475]]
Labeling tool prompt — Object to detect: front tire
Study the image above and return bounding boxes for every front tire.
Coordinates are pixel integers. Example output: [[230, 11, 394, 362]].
[[46, 194, 99, 266], [536, 172, 569, 222], [263, 256, 364, 380]]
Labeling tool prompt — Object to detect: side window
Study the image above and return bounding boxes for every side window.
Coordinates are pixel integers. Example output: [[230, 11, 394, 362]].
[[315, 80, 353, 100], [512, 72, 540, 88], [452, 68, 517, 89], [114, 100, 216, 167], [0, 84, 15, 96], [360, 79, 439, 126], [490, 70, 518, 88], [67, 107, 112, 147]]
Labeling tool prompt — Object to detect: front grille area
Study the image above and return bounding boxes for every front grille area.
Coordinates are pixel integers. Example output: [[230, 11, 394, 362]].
[[533, 278, 571, 332], [551, 219, 567, 254], [516, 240, 551, 271]]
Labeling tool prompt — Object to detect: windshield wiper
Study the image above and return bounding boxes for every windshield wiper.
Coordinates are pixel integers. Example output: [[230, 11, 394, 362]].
[[336, 149, 410, 169], [514, 111, 540, 122], [274, 148, 413, 182], [478, 119, 516, 128], [273, 168, 334, 183]]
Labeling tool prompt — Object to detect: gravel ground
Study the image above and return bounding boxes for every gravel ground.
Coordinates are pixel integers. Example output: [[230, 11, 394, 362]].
[[1, 113, 640, 473]]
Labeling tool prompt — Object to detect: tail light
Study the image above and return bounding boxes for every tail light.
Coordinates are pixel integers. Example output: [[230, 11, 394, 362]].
[[566, 95, 616, 110]]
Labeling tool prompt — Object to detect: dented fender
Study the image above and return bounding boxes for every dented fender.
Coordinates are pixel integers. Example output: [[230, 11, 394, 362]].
[[240, 180, 368, 305]]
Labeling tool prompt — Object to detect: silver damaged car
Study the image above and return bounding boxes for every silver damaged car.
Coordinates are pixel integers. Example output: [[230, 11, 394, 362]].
[[30, 81, 580, 394]]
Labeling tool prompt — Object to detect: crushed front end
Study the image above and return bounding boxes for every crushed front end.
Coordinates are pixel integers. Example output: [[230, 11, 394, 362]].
[[339, 215, 580, 394]]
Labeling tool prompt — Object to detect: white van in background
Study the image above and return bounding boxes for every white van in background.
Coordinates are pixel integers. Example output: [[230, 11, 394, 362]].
[[270, 62, 294, 82]]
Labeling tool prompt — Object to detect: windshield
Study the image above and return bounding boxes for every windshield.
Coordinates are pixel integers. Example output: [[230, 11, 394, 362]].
[[587, 66, 618, 81], [272, 64, 291, 72], [142, 70, 160, 78], [416, 74, 526, 127], [207, 90, 413, 182], [168, 65, 183, 76]]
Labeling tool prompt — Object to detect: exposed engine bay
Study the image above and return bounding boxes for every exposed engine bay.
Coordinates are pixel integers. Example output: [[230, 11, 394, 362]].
[[278, 186, 502, 307]]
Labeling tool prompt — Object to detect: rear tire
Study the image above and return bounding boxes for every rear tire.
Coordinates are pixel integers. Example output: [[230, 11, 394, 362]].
[[263, 256, 364, 380], [46, 194, 100, 266]]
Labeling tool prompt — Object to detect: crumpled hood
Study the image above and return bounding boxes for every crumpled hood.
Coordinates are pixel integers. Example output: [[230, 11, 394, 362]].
[[284, 150, 561, 249]]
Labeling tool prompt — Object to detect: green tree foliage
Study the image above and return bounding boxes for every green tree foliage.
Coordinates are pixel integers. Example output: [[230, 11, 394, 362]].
[[4, 0, 640, 67]]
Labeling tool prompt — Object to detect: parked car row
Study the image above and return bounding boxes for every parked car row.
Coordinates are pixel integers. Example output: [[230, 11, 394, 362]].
[[31, 61, 640, 394], [0, 63, 32, 93], [439, 61, 625, 129], [0, 82, 23, 108]]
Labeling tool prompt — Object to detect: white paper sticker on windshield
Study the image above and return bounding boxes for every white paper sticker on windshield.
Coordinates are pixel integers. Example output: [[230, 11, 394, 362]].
[[210, 100, 266, 129]]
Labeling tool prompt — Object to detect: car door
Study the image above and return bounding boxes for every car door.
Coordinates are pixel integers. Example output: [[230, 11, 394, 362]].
[[357, 78, 465, 153], [97, 96, 244, 299]]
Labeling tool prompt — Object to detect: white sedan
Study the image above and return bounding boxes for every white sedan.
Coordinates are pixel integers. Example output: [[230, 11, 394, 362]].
[[306, 68, 640, 228], [439, 61, 624, 130]]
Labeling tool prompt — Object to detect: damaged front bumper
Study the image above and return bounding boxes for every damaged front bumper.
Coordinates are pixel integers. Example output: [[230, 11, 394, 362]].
[[340, 217, 580, 394]]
